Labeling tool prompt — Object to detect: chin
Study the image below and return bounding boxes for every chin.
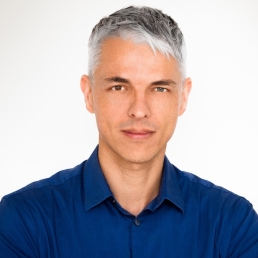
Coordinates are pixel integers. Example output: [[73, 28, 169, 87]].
[[116, 145, 164, 164], [122, 155, 152, 164]]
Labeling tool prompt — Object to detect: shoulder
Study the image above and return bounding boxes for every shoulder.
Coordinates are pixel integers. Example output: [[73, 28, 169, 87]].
[[171, 164, 256, 221], [1, 160, 87, 204], [0, 160, 88, 255], [174, 165, 249, 205], [172, 165, 258, 255]]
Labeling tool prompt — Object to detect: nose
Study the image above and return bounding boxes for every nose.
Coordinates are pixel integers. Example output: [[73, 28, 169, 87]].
[[128, 91, 151, 118]]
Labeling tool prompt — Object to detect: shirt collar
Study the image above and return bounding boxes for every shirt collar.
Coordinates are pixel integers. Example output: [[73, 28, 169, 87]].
[[157, 156, 185, 213], [83, 146, 185, 213], [83, 146, 113, 211]]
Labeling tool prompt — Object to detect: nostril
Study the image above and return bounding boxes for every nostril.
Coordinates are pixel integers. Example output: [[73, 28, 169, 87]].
[[128, 100, 151, 118]]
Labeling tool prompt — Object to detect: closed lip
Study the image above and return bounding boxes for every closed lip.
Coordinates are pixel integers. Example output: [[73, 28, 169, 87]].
[[121, 128, 155, 134], [121, 128, 155, 139]]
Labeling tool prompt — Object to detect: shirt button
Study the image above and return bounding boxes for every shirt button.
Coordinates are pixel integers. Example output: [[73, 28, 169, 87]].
[[134, 219, 140, 226]]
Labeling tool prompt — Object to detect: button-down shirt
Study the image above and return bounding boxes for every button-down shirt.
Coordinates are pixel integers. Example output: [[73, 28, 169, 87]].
[[0, 146, 257, 257]]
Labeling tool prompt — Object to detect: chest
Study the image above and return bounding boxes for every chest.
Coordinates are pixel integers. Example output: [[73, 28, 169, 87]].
[[34, 201, 225, 258]]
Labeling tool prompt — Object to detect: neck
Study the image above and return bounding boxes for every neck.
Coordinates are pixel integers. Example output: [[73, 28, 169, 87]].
[[98, 144, 165, 216]]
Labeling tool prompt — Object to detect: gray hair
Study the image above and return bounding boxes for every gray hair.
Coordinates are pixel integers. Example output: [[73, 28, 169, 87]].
[[88, 6, 186, 80]]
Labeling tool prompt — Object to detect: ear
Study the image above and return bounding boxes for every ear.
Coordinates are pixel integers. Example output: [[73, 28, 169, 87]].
[[80, 75, 95, 113], [179, 77, 192, 116]]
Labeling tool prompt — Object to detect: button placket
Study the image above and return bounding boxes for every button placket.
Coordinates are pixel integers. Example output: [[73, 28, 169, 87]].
[[134, 218, 140, 226]]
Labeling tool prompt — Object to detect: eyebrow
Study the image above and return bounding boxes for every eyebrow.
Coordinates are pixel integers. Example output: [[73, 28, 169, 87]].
[[104, 77, 177, 86], [150, 79, 177, 86], [104, 77, 130, 83]]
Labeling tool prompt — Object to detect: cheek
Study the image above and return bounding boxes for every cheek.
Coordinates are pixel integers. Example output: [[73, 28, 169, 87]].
[[94, 89, 126, 111], [151, 95, 180, 117], [93, 96, 125, 130], [151, 96, 180, 133]]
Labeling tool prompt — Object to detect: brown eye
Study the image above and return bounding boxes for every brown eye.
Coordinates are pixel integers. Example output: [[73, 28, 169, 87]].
[[111, 85, 125, 91]]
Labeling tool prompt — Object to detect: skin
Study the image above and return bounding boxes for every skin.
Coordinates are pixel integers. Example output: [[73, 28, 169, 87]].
[[81, 37, 192, 216]]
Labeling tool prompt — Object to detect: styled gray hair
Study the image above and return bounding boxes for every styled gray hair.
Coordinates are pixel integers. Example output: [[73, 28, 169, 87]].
[[88, 6, 186, 80]]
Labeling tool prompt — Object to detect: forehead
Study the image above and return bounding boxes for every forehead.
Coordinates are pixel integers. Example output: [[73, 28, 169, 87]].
[[94, 37, 182, 84]]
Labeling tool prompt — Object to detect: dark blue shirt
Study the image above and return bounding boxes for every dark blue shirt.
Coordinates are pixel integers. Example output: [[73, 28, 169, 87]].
[[0, 147, 257, 257]]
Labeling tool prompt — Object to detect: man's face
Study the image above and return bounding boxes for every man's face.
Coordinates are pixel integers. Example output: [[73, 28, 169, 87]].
[[81, 38, 191, 164]]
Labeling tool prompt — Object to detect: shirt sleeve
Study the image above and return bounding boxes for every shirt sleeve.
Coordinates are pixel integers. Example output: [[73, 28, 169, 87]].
[[227, 198, 258, 257], [0, 197, 39, 258]]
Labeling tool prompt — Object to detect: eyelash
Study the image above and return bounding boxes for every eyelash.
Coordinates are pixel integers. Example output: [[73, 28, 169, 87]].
[[111, 85, 125, 91], [154, 87, 168, 92], [110, 86, 168, 92]]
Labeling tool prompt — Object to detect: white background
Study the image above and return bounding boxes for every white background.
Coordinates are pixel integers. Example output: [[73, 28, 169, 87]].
[[0, 0, 257, 211]]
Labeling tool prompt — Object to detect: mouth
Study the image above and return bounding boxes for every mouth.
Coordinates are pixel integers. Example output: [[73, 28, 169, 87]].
[[121, 129, 155, 139]]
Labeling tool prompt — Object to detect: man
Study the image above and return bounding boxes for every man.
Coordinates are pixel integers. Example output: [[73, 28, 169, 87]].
[[0, 5, 257, 257]]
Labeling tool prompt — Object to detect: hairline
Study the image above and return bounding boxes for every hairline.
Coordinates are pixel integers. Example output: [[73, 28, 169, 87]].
[[88, 35, 186, 84]]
